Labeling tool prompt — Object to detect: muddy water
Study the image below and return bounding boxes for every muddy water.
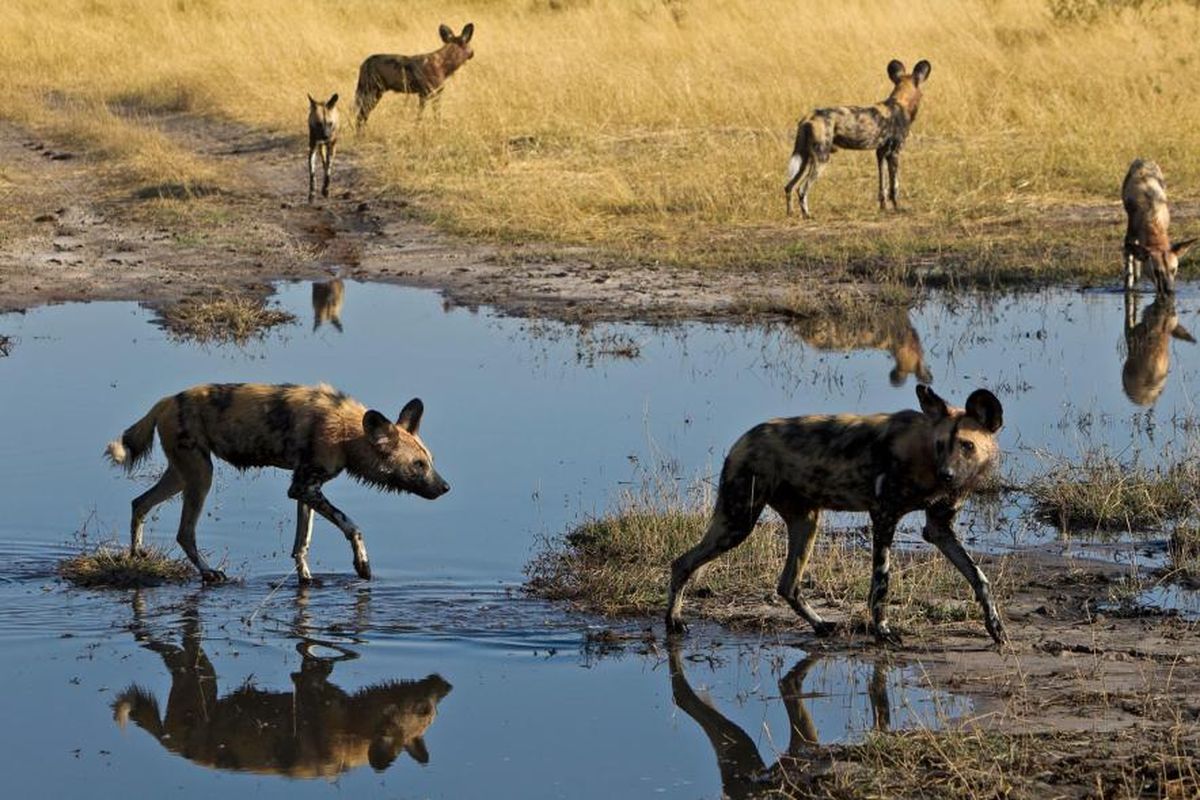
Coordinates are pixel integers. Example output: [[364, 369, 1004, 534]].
[[0, 282, 1196, 797]]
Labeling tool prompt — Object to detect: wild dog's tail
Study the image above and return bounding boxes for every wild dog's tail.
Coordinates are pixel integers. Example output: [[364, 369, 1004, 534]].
[[785, 119, 810, 186], [105, 396, 170, 473]]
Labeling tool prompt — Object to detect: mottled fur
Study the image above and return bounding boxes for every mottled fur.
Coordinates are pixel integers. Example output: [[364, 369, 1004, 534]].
[[793, 309, 932, 387], [354, 23, 475, 128], [307, 93, 340, 203], [1122, 159, 1197, 294], [1122, 295, 1195, 406], [785, 59, 931, 218], [666, 384, 1006, 645], [105, 383, 450, 583], [312, 277, 345, 332], [114, 611, 451, 777]]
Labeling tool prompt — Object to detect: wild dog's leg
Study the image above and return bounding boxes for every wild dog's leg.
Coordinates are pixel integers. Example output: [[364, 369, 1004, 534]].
[[666, 467, 766, 634], [886, 152, 901, 210], [173, 451, 224, 583], [868, 661, 892, 731], [1123, 243, 1136, 290], [779, 655, 820, 751], [308, 143, 318, 203], [785, 152, 810, 217], [876, 148, 888, 211], [292, 500, 315, 583], [797, 152, 827, 220], [923, 503, 1006, 644], [868, 509, 900, 644], [130, 467, 184, 555], [287, 471, 371, 580], [321, 141, 336, 198], [775, 504, 836, 636], [355, 89, 380, 130]]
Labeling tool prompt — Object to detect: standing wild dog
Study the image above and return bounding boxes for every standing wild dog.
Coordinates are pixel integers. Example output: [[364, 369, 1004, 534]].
[[784, 59, 931, 218], [1122, 159, 1197, 293], [307, 93, 340, 203], [1122, 294, 1195, 406], [354, 23, 475, 128], [105, 383, 450, 584], [666, 384, 1006, 645]]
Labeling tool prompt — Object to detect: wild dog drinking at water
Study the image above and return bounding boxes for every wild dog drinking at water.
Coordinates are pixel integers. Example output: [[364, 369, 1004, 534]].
[[307, 93, 340, 203], [106, 383, 450, 583], [666, 384, 1006, 645], [1122, 159, 1196, 294], [354, 23, 475, 128], [784, 59, 931, 218]]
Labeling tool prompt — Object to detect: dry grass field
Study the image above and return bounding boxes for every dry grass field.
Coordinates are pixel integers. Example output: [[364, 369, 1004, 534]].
[[4, 0, 1200, 278]]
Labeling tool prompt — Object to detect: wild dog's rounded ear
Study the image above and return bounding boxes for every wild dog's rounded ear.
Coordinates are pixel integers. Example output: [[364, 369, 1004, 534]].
[[965, 389, 1003, 433], [363, 410, 398, 447], [1172, 238, 1198, 258], [461, 22, 475, 43], [889, 367, 905, 387], [913, 60, 931, 85], [916, 383, 949, 420], [327, 93, 339, 109], [308, 94, 318, 106], [887, 60, 906, 84], [405, 736, 431, 764], [397, 398, 424, 434], [439, 23, 453, 42]]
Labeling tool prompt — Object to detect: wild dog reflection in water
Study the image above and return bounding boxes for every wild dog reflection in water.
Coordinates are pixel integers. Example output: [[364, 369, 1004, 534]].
[[1122, 294, 1195, 406], [669, 645, 889, 798], [112, 593, 451, 778], [312, 278, 345, 333], [791, 309, 932, 387]]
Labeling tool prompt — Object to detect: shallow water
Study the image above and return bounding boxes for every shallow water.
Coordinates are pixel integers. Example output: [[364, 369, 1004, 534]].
[[0, 281, 1197, 796]]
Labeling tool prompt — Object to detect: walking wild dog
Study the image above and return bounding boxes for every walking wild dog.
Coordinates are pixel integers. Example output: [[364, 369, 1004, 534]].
[[784, 59, 931, 218], [354, 23, 475, 128], [666, 384, 1007, 645], [307, 93, 340, 203], [106, 383, 450, 584], [1122, 159, 1197, 293]]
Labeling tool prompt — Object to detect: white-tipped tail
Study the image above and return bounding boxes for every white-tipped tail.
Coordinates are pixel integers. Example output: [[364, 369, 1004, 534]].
[[786, 153, 803, 183], [106, 439, 128, 466]]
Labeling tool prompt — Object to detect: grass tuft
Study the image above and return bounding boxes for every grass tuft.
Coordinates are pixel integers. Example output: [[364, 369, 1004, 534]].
[[155, 293, 296, 344], [58, 541, 193, 589]]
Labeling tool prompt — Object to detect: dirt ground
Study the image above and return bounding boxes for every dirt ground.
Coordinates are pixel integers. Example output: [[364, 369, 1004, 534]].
[[0, 115, 804, 323]]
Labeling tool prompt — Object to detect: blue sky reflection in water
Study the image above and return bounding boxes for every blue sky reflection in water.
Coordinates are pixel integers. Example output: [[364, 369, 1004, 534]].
[[0, 281, 1198, 797]]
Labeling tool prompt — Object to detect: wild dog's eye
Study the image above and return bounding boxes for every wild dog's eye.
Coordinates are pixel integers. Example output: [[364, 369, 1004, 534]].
[[415, 459, 428, 471], [960, 440, 976, 455]]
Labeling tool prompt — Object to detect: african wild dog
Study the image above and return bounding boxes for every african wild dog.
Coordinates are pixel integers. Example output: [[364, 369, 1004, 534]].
[[105, 383, 450, 584], [1122, 294, 1195, 406], [312, 277, 345, 332], [792, 308, 932, 387], [307, 93, 340, 203], [1122, 159, 1196, 294], [354, 23, 475, 128], [784, 59, 931, 218], [114, 602, 451, 777], [666, 384, 1006, 645]]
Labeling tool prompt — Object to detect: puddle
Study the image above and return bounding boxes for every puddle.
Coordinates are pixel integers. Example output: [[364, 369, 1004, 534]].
[[1, 281, 1198, 796]]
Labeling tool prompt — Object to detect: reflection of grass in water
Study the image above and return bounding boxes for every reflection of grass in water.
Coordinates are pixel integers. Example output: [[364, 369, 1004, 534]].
[[525, 464, 1012, 631], [59, 542, 192, 588], [1029, 451, 1199, 535], [156, 294, 295, 345]]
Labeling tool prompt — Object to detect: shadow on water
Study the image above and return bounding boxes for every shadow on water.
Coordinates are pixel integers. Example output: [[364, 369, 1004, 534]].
[[114, 591, 451, 779]]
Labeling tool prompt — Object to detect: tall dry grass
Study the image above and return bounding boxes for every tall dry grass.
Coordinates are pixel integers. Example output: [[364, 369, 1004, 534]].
[[3, 0, 1200, 260]]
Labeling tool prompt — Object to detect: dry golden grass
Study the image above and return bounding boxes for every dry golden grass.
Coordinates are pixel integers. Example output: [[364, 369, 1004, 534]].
[[4, 0, 1200, 270], [59, 541, 193, 588]]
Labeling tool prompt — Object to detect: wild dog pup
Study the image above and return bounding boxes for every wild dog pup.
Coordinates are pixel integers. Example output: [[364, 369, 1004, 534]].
[[785, 59, 931, 218], [307, 93, 340, 202], [1122, 159, 1196, 293], [106, 383, 450, 584], [666, 384, 1006, 645], [354, 23, 475, 128]]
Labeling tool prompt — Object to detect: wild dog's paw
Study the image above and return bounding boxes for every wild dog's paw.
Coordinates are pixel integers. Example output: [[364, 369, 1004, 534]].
[[201, 569, 228, 584], [354, 559, 372, 580], [873, 626, 904, 647], [811, 620, 841, 638], [986, 616, 1008, 647], [665, 617, 688, 636]]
